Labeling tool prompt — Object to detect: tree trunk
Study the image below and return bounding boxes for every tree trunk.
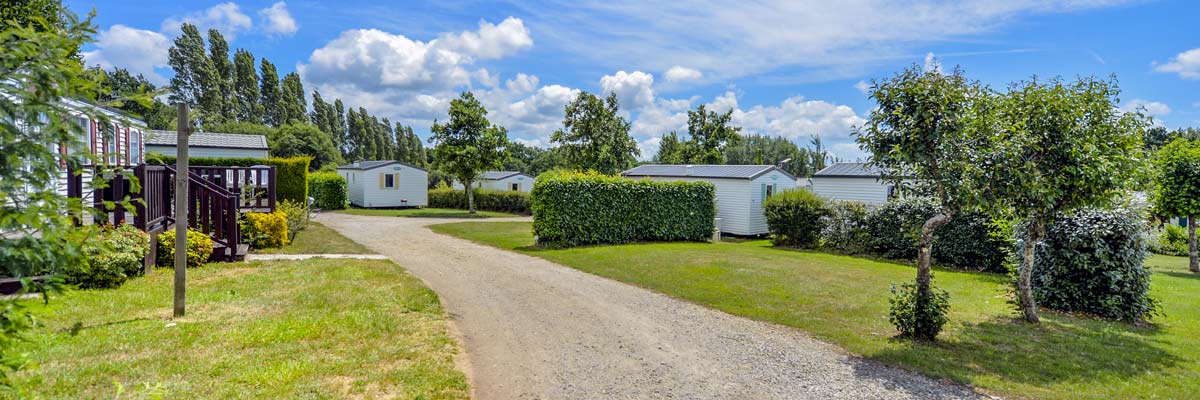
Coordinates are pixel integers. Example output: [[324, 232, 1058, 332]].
[[1018, 220, 1043, 323], [466, 181, 476, 214], [916, 212, 954, 307], [1190, 216, 1198, 273]]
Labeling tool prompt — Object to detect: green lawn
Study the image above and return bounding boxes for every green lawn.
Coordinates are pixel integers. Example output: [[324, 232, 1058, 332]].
[[256, 220, 373, 254], [336, 207, 517, 219], [14, 259, 469, 399], [432, 221, 1200, 400]]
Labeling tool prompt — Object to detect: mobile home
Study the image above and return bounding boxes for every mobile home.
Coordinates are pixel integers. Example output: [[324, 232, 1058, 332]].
[[337, 161, 429, 208], [453, 171, 535, 193], [809, 162, 895, 206], [621, 164, 796, 236]]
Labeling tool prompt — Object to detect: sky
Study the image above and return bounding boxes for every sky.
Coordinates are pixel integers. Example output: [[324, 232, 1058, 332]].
[[68, 0, 1200, 161]]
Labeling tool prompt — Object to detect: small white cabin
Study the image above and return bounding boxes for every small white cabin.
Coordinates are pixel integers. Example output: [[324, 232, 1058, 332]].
[[810, 162, 895, 206], [621, 164, 796, 236], [453, 171, 535, 193], [337, 161, 429, 208]]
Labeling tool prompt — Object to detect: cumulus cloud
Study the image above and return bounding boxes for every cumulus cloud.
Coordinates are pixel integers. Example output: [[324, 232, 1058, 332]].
[[1121, 99, 1171, 117], [1154, 48, 1200, 80], [258, 1, 298, 37], [853, 80, 870, 94], [923, 52, 941, 73], [664, 66, 702, 82], [161, 2, 252, 38], [82, 25, 171, 85], [600, 70, 655, 109]]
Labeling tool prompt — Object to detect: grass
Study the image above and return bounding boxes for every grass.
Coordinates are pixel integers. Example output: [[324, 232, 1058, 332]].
[[14, 259, 469, 399], [255, 220, 373, 254], [432, 221, 1200, 400], [336, 207, 517, 219]]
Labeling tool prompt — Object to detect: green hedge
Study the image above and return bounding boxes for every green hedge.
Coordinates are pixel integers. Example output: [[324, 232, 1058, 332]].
[[532, 170, 715, 247], [64, 225, 151, 289], [857, 198, 1011, 273], [764, 189, 829, 248], [308, 172, 348, 210], [428, 188, 530, 214], [147, 154, 311, 203]]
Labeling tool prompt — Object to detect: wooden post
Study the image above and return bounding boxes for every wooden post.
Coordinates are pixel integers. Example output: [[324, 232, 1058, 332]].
[[174, 104, 189, 318]]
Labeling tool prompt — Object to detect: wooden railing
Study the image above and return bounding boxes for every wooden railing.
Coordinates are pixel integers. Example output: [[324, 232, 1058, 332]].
[[167, 166, 240, 253], [189, 166, 276, 212]]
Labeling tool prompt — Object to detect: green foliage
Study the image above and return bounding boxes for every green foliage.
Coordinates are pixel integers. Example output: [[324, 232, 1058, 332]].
[[204, 120, 276, 137], [820, 201, 872, 254], [1151, 137, 1200, 220], [156, 229, 214, 268], [723, 135, 830, 178], [308, 172, 348, 210], [62, 225, 150, 289], [532, 170, 715, 247], [682, 105, 741, 164], [232, 48, 261, 123], [1150, 224, 1189, 256], [763, 189, 829, 248], [550, 91, 639, 174], [276, 200, 308, 241], [865, 198, 938, 259], [863, 198, 1011, 273], [259, 58, 282, 126], [269, 123, 341, 170], [429, 92, 508, 212], [503, 141, 562, 177], [1021, 208, 1157, 322], [888, 281, 950, 340], [147, 155, 311, 203], [167, 23, 215, 110], [279, 72, 307, 125], [0, 0, 64, 31], [241, 210, 290, 249], [428, 189, 530, 214]]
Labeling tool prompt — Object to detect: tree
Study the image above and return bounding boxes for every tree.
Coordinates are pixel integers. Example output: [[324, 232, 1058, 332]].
[[1153, 137, 1200, 273], [986, 76, 1147, 322], [333, 98, 347, 155], [723, 135, 831, 177], [653, 131, 685, 164], [167, 23, 213, 107], [0, 0, 65, 32], [310, 90, 331, 134], [551, 91, 639, 174], [232, 48, 260, 123], [259, 58, 281, 126], [429, 92, 508, 213], [269, 123, 342, 170], [854, 66, 989, 340], [683, 105, 741, 164], [279, 72, 307, 125], [91, 66, 174, 129], [205, 29, 233, 124]]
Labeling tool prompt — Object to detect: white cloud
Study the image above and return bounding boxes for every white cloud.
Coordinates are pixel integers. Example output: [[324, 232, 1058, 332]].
[[437, 17, 533, 60], [853, 80, 870, 94], [258, 1, 298, 37], [923, 52, 941, 73], [1154, 48, 1200, 80], [1121, 99, 1171, 117], [600, 70, 655, 108], [473, 68, 499, 88], [161, 2, 252, 38], [82, 25, 171, 85], [664, 66, 702, 82]]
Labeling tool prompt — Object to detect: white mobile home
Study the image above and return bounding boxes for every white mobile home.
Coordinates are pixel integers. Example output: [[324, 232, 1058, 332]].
[[337, 161, 429, 208], [453, 171, 535, 192], [145, 130, 269, 159], [809, 162, 895, 206], [621, 164, 796, 236]]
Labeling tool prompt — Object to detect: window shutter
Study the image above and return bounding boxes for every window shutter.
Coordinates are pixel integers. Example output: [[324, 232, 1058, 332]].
[[393, 173, 400, 189], [760, 183, 767, 203], [378, 173, 384, 189]]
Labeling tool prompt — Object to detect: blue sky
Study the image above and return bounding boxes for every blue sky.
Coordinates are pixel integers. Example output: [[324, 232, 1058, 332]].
[[70, 0, 1200, 160]]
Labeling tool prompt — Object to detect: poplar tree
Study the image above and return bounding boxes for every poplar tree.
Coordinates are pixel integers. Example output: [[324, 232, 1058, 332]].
[[259, 58, 281, 126], [167, 23, 213, 106], [232, 48, 260, 123], [205, 29, 233, 123], [280, 72, 306, 124]]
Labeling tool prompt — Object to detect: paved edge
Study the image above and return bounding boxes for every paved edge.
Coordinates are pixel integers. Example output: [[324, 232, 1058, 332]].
[[244, 253, 390, 261]]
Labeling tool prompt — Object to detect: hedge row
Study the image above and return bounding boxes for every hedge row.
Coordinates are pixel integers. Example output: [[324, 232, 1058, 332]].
[[429, 188, 530, 214], [532, 170, 715, 247], [308, 172, 348, 210], [147, 154, 311, 203]]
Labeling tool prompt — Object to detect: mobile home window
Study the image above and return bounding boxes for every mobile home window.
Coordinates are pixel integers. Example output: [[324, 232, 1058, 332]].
[[765, 184, 775, 198], [129, 130, 141, 164], [105, 123, 118, 164], [511, 183, 519, 191], [384, 173, 395, 188]]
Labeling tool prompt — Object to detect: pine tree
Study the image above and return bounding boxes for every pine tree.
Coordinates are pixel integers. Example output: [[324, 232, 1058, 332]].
[[167, 23, 213, 107], [280, 72, 307, 124], [206, 29, 233, 124], [232, 48, 260, 123], [259, 58, 281, 126], [311, 91, 331, 134]]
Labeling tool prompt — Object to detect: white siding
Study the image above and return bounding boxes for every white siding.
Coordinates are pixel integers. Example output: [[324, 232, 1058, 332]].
[[146, 145, 269, 159], [748, 170, 798, 235], [810, 176, 890, 205], [339, 163, 428, 207], [453, 174, 534, 192]]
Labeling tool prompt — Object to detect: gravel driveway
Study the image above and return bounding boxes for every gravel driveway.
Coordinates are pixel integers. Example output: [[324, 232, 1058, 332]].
[[316, 213, 983, 399]]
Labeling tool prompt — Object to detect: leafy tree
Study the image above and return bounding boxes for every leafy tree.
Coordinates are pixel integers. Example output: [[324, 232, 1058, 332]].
[[1145, 126, 1200, 151], [0, 0, 65, 32], [91, 66, 173, 129], [551, 91, 638, 174], [653, 131, 685, 164], [279, 72, 307, 124], [724, 135, 830, 177], [167, 23, 214, 107], [205, 29, 233, 124], [310, 90, 332, 134], [269, 123, 342, 170], [204, 120, 277, 137], [854, 66, 990, 340], [429, 92, 508, 213], [259, 58, 281, 126], [1151, 138, 1200, 272], [333, 98, 347, 155], [232, 48, 260, 123], [682, 105, 741, 164], [986, 76, 1148, 322]]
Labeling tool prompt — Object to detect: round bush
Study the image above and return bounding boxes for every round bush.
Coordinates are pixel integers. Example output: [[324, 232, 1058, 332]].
[[1022, 208, 1158, 322], [821, 201, 871, 253], [65, 225, 151, 289], [764, 189, 829, 248], [157, 229, 215, 268], [1149, 224, 1188, 256], [888, 281, 950, 340], [240, 210, 290, 249], [308, 172, 347, 210]]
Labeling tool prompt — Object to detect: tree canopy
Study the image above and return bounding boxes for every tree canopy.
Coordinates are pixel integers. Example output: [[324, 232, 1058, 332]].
[[429, 92, 508, 212], [550, 91, 639, 174], [1151, 137, 1200, 273]]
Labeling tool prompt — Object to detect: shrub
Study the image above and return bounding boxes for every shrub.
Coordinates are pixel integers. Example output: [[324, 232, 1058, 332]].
[[1149, 224, 1188, 256], [156, 229, 214, 268], [277, 200, 308, 241], [428, 188, 531, 214], [241, 210, 290, 249], [63, 225, 151, 289], [1022, 208, 1158, 322], [764, 189, 829, 248], [821, 201, 872, 254], [865, 198, 938, 259], [308, 172, 347, 210], [888, 281, 950, 340], [532, 170, 715, 247], [147, 155, 311, 203], [864, 198, 1012, 272]]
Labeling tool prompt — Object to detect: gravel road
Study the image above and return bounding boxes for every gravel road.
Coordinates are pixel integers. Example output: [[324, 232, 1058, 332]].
[[316, 213, 984, 400]]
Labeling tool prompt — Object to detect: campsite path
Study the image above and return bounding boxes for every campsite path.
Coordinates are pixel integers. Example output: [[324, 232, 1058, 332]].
[[316, 213, 983, 400]]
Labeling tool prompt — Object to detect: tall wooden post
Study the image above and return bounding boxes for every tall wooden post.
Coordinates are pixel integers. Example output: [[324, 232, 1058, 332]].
[[174, 104, 189, 318]]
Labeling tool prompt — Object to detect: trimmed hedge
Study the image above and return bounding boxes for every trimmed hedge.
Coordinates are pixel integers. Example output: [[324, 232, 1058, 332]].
[[241, 210, 290, 249], [821, 201, 872, 254], [429, 188, 530, 214], [764, 189, 829, 248], [856, 198, 1012, 273], [309, 172, 348, 210], [1023, 208, 1157, 322], [147, 154, 311, 204], [532, 170, 715, 247]]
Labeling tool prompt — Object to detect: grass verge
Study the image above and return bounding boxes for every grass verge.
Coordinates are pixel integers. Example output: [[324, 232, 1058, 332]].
[[336, 207, 517, 219], [432, 221, 1200, 400], [14, 259, 469, 399], [256, 220, 373, 254]]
